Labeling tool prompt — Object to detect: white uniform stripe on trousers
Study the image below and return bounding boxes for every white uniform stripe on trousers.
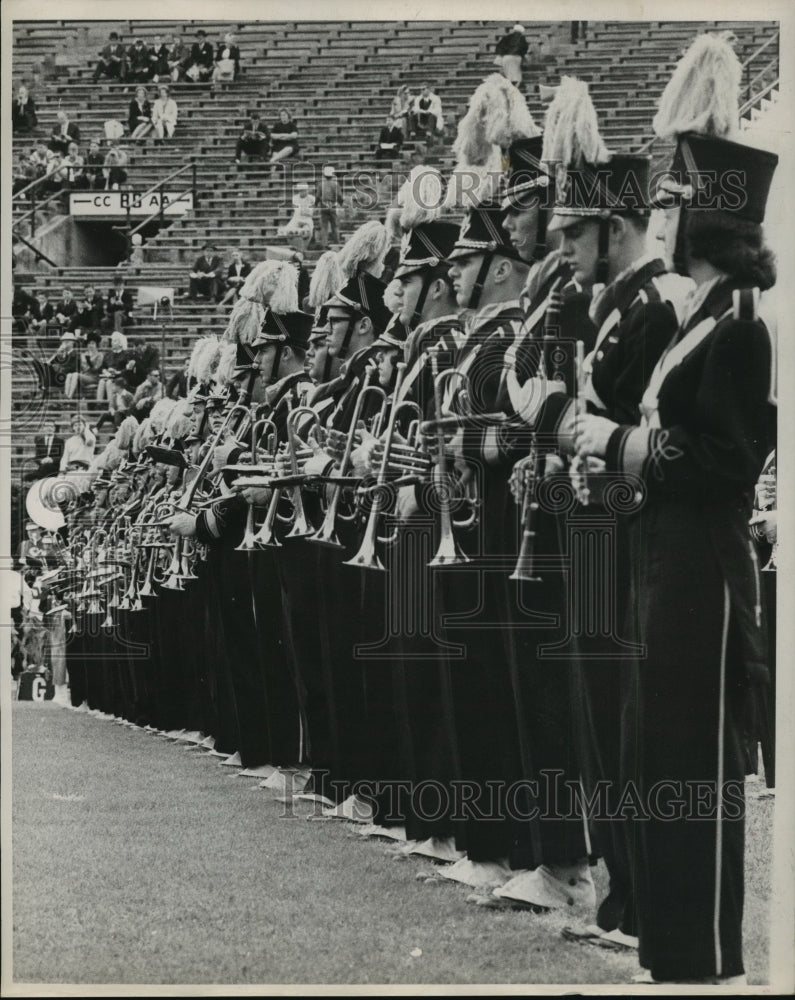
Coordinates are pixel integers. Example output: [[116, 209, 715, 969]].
[[713, 580, 730, 977]]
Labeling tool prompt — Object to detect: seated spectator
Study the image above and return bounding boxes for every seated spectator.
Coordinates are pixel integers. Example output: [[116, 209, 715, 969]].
[[219, 249, 251, 306], [102, 147, 128, 190], [84, 139, 105, 189], [53, 288, 78, 329], [32, 331, 79, 393], [52, 142, 87, 190], [133, 368, 164, 419], [149, 35, 170, 81], [12, 284, 41, 331], [104, 274, 134, 332], [49, 110, 80, 157], [25, 419, 64, 481], [374, 115, 404, 163], [128, 86, 153, 140], [96, 331, 132, 402], [409, 84, 444, 138], [12, 153, 33, 195], [92, 31, 127, 83], [389, 85, 412, 136], [30, 291, 55, 332], [151, 85, 178, 141], [68, 290, 99, 335], [96, 375, 135, 432], [234, 112, 269, 164], [166, 358, 189, 399], [126, 38, 151, 83], [277, 181, 315, 251], [85, 285, 106, 328], [185, 29, 214, 82], [213, 32, 240, 82], [64, 334, 103, 398], [59, 416, 96, 472], [270, 108, 299, 164], [137, 342, 161, 381], [13, 85, 38, 135], [166, 34, 188, 82], [28, 141, 52, 180], [188, 244, 223, 301]]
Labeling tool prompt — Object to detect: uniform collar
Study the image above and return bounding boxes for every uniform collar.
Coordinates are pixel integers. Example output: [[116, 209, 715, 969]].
[[463, 298, 521, 337]]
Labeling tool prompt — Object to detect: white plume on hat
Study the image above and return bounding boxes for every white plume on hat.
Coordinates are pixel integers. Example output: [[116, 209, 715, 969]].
[[541, 75, 610, 168], [223, 259, 299, 344], [445, 73, 539, 208], [337, 220, 390, 280], [398, 165, 445, 229], [132, 417, 153, 456], [113, 416, 140, 453], [187, 335, 221, 385], [308, 250, 343, 309], [213, 341, 238, 388], [653, 33, 741, 141], [149, 397, 178, 433]]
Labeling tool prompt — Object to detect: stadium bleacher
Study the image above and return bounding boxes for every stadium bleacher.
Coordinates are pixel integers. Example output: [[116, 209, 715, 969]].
[[10, 18, 780, 494]]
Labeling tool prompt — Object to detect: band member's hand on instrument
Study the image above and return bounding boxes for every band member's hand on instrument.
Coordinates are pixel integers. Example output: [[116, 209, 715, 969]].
[[749, 510, 777, 545], [509, 453, 536, 505], [396, 484, 420, 521], [350, 423, 378, 476], [755, 473, 776, 511], [167, 512, 198, 538], [325, 427, 349, 464], [574, 414, 618, 458], [303, 432, 335, 477], [240, 486, 272, 507], [211, 439, 239, 473]]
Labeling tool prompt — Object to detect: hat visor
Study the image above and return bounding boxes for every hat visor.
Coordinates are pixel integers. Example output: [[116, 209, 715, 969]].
[[547, 212, 588, 233], [446, 246, 485, 261], [393, 262, 427, 280]]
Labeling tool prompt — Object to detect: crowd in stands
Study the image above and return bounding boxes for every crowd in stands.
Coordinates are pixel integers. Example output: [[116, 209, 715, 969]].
[[92, 29, 241, 85]]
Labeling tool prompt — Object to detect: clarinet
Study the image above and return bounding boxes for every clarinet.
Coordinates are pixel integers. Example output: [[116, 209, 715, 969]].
[[510, 277, 564, 583], [573, 340, 590, 506]]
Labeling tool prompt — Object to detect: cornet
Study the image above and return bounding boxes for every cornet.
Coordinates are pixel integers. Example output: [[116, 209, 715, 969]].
[[311, 378, 388, 550], [344, 362, 409, 571]]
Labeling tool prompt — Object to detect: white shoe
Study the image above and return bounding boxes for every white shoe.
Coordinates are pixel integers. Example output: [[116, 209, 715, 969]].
[[494, 861, 596, 910], [174, 730, 204, 744], [199, 735, 216, 750], [409, 836, 465, 863], [358, 823, 408, 841], [51, 686, 71, 707], [439, 857, 513, 889], [260, 768, 309, 795], [220, 751, 242, 767], [320, 794, 374, 823], [237, 764, 275, 779]]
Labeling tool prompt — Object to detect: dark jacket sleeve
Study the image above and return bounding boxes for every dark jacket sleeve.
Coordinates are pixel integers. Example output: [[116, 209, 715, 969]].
[[606, 318, 772, 498]]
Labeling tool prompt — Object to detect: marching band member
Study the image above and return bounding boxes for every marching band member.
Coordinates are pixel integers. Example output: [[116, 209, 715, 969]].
[[574, 32, 778, 982], [508, 77, 691, 927]]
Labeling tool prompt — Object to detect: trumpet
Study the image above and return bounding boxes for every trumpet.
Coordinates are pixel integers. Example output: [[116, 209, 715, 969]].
[[311, 378, 388, 549], [344, 362, 409, 571], [236, 416, 280, 552], [426, 349, 475, 567]]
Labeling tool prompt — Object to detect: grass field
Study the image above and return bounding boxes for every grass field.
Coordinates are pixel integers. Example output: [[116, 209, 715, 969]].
[[8, 701, 773, 987]]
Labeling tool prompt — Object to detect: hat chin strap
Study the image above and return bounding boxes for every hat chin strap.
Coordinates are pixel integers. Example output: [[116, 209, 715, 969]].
[[337, 315, 356, 361], [533, 210, 548, 264], [411, 269, 436, 328], [467, 253, 494, 311], [596, 218, 611, 287], [671, 204, 689, 277]]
